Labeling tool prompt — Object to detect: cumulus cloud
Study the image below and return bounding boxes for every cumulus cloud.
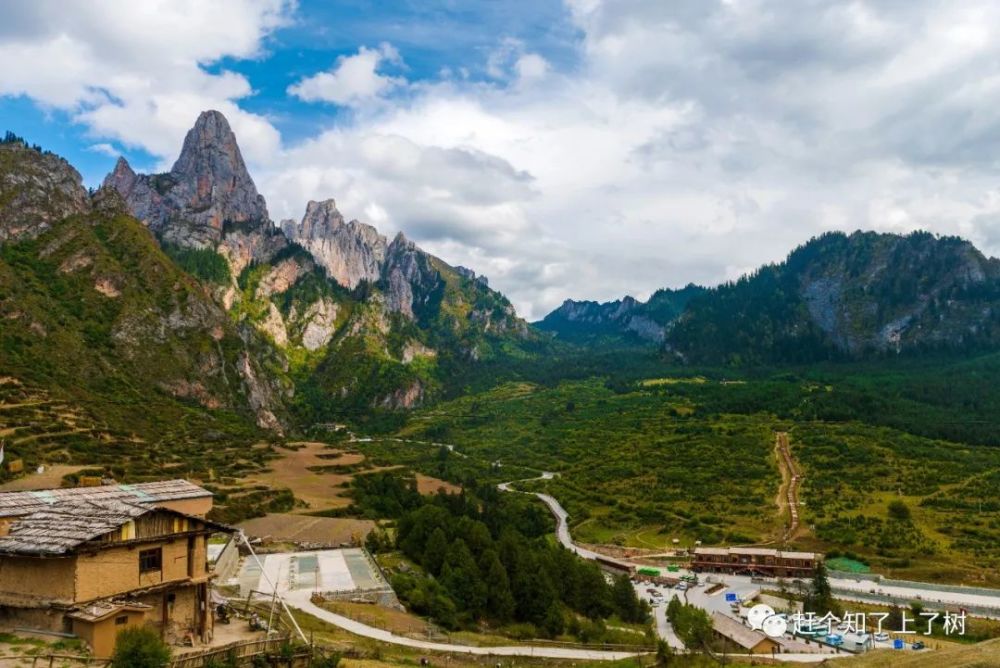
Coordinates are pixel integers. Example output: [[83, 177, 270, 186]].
[[288, 43, 405, 106], [8, 0, 1000, 321], [0, 0, 290, 165], [86, 142, 120, 157]]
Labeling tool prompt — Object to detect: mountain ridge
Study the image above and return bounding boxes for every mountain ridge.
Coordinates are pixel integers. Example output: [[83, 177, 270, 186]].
[[540, 230, 1000, 365], [98, 109, 539, 419]]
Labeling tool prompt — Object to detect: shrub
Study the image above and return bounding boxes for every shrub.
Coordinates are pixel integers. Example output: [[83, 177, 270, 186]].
[[109, 627, 171, 668]]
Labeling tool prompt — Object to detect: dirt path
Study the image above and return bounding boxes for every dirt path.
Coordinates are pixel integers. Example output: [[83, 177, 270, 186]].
[[775, 431, 804, 543]]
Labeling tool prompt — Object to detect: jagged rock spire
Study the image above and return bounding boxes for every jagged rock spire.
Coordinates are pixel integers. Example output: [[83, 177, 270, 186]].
[[102, 110, 268, 248]]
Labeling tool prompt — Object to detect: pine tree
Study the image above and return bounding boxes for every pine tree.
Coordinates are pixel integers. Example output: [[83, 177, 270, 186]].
[[612, 573, 647, 623], [543, 603, 565, 638], [440, 538, 487, 616], [423, 527, 448, 576], [480, 550, 515, 622], [805, 561, 839, 617]]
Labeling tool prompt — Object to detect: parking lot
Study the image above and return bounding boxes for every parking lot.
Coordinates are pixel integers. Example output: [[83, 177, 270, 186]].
[[631, 574, 915, 657]]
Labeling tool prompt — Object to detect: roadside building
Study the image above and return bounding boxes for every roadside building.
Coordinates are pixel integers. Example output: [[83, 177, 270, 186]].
[[711, 611, 782, 655], [691, 547, 820, 577], [0, 480, 229, 658]]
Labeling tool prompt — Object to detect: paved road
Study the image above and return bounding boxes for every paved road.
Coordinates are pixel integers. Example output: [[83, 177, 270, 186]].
[[513, 480, 1000, 616], [285, 590, 642, 660], [721, 574, 1000, 618], [499, 475, 635, 571]]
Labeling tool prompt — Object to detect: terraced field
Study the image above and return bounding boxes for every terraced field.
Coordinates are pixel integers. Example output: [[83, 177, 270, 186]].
[[0, 376, 290, 522]]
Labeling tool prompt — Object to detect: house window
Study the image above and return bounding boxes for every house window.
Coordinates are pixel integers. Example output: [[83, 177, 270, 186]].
[[115, 615, 128, 625], [139, 548, 162, 573]]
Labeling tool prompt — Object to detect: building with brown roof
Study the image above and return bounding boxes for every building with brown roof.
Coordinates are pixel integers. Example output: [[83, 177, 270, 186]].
[[692, 546, 821, 577], [0, 480, 229, 658], [711, 612, 782, 655]]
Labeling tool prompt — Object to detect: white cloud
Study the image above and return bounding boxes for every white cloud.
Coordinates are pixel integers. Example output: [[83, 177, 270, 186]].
[[86, 142, 119, 157], [258, 2, 1000, 319], [0, 0, 290, 165], [288, 43, 405, 107], [8, 1, 1000, 321], [515, 54, 550, 82]]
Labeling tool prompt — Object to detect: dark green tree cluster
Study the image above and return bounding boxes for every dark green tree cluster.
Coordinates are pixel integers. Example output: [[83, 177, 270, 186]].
[[1, 130, 46, 153], [392, 485, 648, 634], [665, 597, 713, 649], [803, 561, 840, 617], [351, 471, 423, 518], [160, 242, 231, 284]]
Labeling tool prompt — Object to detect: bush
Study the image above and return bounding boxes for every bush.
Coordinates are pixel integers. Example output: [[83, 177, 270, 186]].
[[888, 499, 911, 521], [110, 626, 171, 668]]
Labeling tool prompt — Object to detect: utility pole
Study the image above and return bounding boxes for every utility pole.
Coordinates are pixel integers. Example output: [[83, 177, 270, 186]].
[[239, 531, 309, 643]]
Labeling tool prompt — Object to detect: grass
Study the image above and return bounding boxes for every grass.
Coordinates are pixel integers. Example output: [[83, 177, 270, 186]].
[[390, 375, 1000, 584]]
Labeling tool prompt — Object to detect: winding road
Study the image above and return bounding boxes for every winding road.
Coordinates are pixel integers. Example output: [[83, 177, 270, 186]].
[[270, 471, 646, 661], [279, 461, 1000, 661], [286, 590, 641, 660]]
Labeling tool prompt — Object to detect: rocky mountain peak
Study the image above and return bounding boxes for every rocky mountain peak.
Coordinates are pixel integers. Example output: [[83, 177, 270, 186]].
[[104, 110, 269, 248], [105, 156, 136, 191], [300, 199, 346, 235], [283, 198, 387, 289]]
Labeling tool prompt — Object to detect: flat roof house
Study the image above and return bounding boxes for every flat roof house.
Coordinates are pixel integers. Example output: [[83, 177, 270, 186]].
[[0, 480, 229, 658]]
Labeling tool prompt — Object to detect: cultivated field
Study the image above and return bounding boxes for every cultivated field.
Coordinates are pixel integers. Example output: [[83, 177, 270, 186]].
[[238, 513, 375, 545]]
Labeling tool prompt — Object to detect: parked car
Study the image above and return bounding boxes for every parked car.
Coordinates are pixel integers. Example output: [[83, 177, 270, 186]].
[[912, 641, 926, 650], [675, 583, 688, 591], [873, 632, 890, 642]]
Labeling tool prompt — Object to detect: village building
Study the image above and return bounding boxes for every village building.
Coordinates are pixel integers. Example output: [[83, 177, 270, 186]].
[[711, 611, 782, 655], [691, 546, 821, 577], [0, 480, 230, 658]]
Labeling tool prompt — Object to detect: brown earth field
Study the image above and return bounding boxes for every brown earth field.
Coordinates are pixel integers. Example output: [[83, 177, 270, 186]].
[[415, 473, 461, 495], [248, 441, 364, 512], [0, 464, 86, 491], [237, 513, 375, 545], [248, 441, 461, 513]]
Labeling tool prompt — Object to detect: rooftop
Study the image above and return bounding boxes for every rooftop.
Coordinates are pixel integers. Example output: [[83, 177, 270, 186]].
[[711, 612, 775, 650], [694, 546, 820, 560], [0, 479, 211, 518], [67, 600, 152, 623], [0, 497, 231, 556]]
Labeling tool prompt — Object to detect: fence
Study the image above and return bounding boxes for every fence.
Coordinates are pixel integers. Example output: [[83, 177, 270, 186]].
[[829, 570, 1000, 600], [23, 656, 109, 667], [168, 634, 296, 668]]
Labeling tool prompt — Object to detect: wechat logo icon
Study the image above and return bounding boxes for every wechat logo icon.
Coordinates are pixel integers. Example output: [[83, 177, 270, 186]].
[[747, 604, 787, 638]]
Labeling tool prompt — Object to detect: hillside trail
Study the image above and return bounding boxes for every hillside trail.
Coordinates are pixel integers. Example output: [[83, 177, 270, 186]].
[[775, 431, 804, 543]]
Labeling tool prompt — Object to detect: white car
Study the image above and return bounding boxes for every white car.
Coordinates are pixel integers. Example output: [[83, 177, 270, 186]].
[[675, 583, 688, 591], [874, 632, 890, 642]]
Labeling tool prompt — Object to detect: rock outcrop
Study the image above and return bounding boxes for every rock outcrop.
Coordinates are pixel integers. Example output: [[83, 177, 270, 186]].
[[281, 199, 387, 288], [103, 110, 269, 248], [383, 232, 443, 318], [666, 230, 1000, 363], [0, 141, 89, 243]]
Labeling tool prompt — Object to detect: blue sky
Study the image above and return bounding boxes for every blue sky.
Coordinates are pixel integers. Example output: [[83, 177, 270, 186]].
[[4, 1, 1000, 319], [3, 1, 580, 186]]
